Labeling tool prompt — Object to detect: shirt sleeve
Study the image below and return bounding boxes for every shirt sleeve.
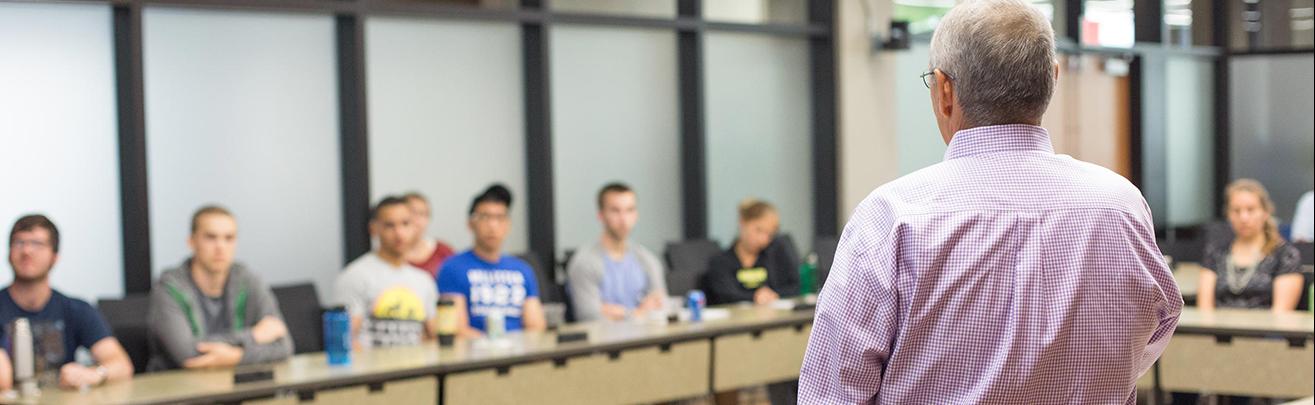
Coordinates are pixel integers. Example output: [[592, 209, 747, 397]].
[[149, 284, 202, 365], [1275, 244, 1304, 276], [1132, 202, 1184, 379], [567, 253, 605, 322], [642, 250, 670, 298], [238, 278, 293, 365], [799, 201, 900, 404], [436, 261, 466, 297], [334, 270, 367, 318], [522, 261, 540, 299], [769, 238, 803, 298], [74, 299, 113, 351]]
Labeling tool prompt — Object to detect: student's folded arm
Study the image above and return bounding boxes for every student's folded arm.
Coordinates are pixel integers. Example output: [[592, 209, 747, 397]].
[[237, 318, 293, 365], [149, 285, 202, 364]]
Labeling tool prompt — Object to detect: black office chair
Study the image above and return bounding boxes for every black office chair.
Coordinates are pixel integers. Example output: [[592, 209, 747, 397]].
[[271, 283, 323, 354], [1296, 242, 1313, 312], [813, 235, 840, 291], [664, 239, 723, 297], [516, 251, 566, 304], [97, 294, 152, 374]]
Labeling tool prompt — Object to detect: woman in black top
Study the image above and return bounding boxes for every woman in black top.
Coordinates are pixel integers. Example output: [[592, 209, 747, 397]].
[[1199, 179, 1304, 311], [703, 199, 800, 305]]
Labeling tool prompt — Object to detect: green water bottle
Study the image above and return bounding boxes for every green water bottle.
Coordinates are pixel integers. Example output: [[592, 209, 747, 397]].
[[800, 253, 818, 295]]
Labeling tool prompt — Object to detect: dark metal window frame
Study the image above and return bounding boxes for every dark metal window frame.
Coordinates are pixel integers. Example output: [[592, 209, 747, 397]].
[[74, 0, 840, 294]]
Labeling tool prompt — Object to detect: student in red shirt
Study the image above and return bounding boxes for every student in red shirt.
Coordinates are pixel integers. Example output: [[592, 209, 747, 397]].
[[402, 192, 455, 279]]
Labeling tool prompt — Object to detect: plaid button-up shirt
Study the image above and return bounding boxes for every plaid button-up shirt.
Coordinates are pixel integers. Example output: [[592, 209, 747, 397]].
[[800, 124, 1182, 404]]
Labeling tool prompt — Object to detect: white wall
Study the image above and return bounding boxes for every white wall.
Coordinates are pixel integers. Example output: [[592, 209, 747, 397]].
[[366, 17, 528, 254], [550, 26, 682, 256], [143, 8, 342, 300], [0, 2, 123, 304], [705, 32, 814, 249]]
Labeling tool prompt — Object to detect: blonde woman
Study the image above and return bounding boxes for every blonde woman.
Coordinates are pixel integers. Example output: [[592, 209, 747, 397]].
[[702, 199, 800, 306], [1199, 179, 1304, 312]]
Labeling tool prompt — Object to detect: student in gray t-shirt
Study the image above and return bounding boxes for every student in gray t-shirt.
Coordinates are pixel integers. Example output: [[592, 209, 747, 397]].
[[567, 183, 668, 322], [335, 196, 438, 348], [148, 206, 293, 371]]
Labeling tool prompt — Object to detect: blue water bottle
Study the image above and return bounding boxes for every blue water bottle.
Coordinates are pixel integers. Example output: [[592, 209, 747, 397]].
[[323, 306, 352, 366], [687, 290, 706, 322]]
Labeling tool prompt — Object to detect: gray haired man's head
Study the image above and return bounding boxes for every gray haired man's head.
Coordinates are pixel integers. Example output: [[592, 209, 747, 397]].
[[928, 0, 1057, 128]]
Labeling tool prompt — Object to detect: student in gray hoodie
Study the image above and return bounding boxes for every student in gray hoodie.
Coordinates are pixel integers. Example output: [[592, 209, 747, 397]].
[[147, 206, 292, 371], [567, 183, 668, 322]]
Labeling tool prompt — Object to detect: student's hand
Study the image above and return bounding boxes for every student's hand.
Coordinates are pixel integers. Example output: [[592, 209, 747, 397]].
[[753, 287, 779, 305], [637, 294, 664, 312], [250, 317, 289, 345], [58, 363, 105, 389], [183, 342, 244, 369], [600, 304, 628, 321], [458, 327, 485, 339]]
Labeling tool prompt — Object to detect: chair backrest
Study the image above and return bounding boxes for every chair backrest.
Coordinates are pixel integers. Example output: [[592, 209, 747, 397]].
[[516, 251, 565, 304], [813, 235, 840, 291], [1296, 242, 1313, 266], [271, 283, 322, 354], [1296, 242, 1313, 312], [97, 294, 151, 374], [664, 239, 723, 296]]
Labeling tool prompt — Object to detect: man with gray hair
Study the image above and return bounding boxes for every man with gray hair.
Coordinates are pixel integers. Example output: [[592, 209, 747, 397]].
[[798, 0, 1181, 403]]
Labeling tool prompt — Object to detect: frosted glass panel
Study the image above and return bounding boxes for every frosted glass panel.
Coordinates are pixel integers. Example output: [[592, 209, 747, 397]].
[[1164, 57, 1215, 226], [551, 26, 681, 257], [0, 2, 123, 303], [894, 42, 945, 176], [550, 0, 674, 18], [1230, 54, 1315, 218], [705, 32, 813, 249], [703, 0, 807, 25], [366, 17, 528, 254], [144, 8, 342, 299]]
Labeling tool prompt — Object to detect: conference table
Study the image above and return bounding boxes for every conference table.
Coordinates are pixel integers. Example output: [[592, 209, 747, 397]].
[[25, 301, 815, 405], [9, 301, 1310, 404], [1142, 308, 1315, 400]]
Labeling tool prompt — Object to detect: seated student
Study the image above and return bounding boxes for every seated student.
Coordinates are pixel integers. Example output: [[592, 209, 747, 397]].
[[147, 206, 293, 371], [401, 192, 456, 278], [1199, 179, 1304, 312], [438, 185, 546, 335], [0, 215, 133, 389], [702, 199, 800, 306], [335, 197, 439, 348], [567, 183, 668, 322]]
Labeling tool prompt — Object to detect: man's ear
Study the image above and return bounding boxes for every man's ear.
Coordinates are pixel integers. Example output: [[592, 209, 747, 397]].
[[936, 69, 955, 118]]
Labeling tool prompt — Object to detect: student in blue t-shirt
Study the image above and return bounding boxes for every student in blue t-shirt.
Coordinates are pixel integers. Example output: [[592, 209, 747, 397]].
[[1, 214, 134, 389], [437, 185, 546, 336]]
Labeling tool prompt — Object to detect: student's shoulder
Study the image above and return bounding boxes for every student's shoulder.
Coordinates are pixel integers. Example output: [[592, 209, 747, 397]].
[[50, 290, 99, 316], [706, 249, 737, 269], [440, 251, 479, 271], [504, 254, 534, 272]]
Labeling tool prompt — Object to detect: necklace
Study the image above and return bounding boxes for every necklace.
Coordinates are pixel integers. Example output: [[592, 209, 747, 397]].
[[1224, 256, 1261, 295]]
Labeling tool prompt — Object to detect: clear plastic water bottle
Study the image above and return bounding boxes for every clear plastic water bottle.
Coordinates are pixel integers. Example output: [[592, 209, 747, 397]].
[[485, 309, 506, 339], [322, 306, 351, 366]]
